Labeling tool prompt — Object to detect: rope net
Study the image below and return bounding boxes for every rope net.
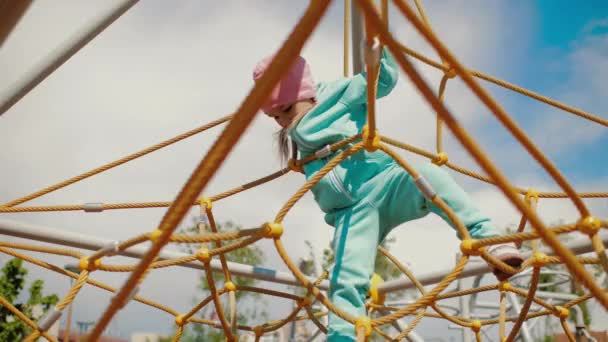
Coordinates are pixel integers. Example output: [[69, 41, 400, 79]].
[[1, 0, 606, 341]]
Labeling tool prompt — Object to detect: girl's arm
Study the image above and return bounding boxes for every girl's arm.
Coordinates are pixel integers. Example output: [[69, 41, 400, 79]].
[[340, 46, 399, 107]]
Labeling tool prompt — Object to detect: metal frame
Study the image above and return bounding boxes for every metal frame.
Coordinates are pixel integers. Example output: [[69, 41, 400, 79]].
[[0, 218, 330, 290], [1, 218, 606, 296], [377, 231, 608, 294], [0, 0, 139, 116]]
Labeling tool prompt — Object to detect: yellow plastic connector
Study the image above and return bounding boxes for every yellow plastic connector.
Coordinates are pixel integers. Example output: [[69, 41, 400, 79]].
[[79, 257, 101, 272], [524, 188, 539, 204], [578, 216, 600, 235], [433, 152, 448, 166], [498, 282, 511, 292], [298, 296, 312, 307], [470, 320, 482, 332], [355, 316, 372, 337], [555, 306, 570, 319], [224, 281, 236, 292], [149, 229, 163, 243], [196, 249, 211, 263], [460, 239, 481, 256], [253, 326, 264, 337], [362, 125, 380, 152], [175, 314, 186, 326], [443, 62, 457, 79], [369, 273, 386, 306], [287, 159, 304, 173], [263, 222, 284, 239], [532, 252, 549, 268], [199, 197, 212, 210]]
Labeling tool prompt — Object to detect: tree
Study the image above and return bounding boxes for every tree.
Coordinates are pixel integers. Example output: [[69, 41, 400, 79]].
[[0, 258, 59, 341], [178, 220, 266, 342]]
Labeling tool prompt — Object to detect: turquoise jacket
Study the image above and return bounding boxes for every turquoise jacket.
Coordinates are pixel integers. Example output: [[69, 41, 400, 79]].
[[289, 49, 399, 213]]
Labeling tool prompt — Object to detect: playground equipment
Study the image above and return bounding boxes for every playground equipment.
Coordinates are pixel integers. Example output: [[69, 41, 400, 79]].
[[1, 0, 607, 341]]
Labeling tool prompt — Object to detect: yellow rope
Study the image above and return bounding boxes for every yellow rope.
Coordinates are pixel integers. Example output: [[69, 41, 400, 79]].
[[365, 0, 607, 308]]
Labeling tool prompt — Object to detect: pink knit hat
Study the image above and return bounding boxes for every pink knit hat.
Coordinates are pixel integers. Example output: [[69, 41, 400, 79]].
[[253, 54, 316, 113]]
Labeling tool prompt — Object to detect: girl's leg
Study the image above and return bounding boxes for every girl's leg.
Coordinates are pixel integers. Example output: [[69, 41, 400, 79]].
[[415, 163, 497, 239], [379, 163, 498, 240], [381, 163, 523, 280], [325, 201, 380, 342]]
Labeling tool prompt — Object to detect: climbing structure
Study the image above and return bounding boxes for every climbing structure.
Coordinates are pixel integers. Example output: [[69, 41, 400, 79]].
[[0, 0, 607, 341]]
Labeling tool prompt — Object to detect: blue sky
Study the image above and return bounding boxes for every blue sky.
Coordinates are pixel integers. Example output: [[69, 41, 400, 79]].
[[471, 1, 607, 186], [530, 0, 608, 181]]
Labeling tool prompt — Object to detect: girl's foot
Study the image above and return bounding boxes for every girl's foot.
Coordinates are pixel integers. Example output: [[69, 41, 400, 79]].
[[487, 242, 524, 281]]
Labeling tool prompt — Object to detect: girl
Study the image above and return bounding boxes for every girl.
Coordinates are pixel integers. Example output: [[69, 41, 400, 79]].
[[253, 44, 523, 341]]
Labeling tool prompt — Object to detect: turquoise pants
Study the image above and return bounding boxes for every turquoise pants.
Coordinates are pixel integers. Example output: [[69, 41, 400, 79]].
[[323, 162, 497, 341]]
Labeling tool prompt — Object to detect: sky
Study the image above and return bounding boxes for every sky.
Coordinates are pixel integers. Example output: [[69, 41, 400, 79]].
[[0, 0, 607, 340]]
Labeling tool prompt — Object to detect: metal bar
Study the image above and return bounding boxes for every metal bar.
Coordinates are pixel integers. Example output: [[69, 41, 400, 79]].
[[378, 231, 608, 294], [0, 0, 139, 116], [351, 0, 365, 74], [459, 274, 473, 342], [0, 218, 331, 290], [0, 218, 605, 296], [507, 292, 533, 342], [0, 0, 33, 48], [475, 287, 581, 310]]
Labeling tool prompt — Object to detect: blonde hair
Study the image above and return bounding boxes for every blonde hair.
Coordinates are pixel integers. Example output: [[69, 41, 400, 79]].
[[275, 109, 309, 165]]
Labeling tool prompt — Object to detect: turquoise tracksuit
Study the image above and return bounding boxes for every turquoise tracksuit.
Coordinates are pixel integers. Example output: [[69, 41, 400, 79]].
[[289, 49, 497, 341]]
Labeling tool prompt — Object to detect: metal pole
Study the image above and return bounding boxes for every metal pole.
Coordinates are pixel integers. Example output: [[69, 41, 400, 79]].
[[507, 292, 533, 342], [351, 0, 365, 74], [457, 254, 473, 342], [0, 218, 330, 290], [0, 218, 605, 295], [378, 231, 608, 294], [343, 0, 350, 77], [0, 0, 139, 116], [63, 264, 79, 342], [0, 0, 33, 48]]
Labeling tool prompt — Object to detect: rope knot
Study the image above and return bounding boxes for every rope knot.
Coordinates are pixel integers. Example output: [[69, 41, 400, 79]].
[[498, 281, 511, 292], [148, 229, 163, 243], [578, 216, 600, 235], [224, 281, 236, 292], [443, 62, 457, 79], [79, 257, 101, 272], [432, 152, 448, 166], [460, 239, 481, 256], [362, 124, 380, 152], [199, 197, 212, 210], [524, 188, 539, 205], [263, 222, 284, 239], [195, 249, 211, 263], [368, 273, 386, 306], [554, 306, 570, 319], [175, 314, 186, 326], [355, 316, 372, 337], [253, 326, 264, 337], [532, 252, 549, 268], [287, 159, 304, 173], [470, 320, 482, 332]]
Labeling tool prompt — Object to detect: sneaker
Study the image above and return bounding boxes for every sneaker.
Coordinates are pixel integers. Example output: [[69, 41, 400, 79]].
[[486, 242, 524, 281]]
